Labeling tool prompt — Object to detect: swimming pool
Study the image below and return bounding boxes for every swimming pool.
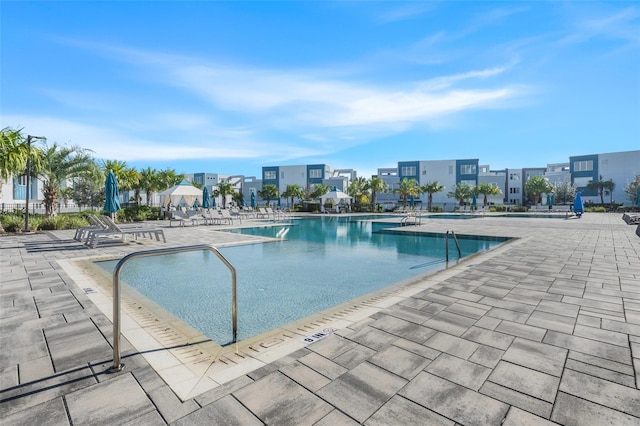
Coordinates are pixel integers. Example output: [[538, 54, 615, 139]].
[[96, 216, 508, 345]]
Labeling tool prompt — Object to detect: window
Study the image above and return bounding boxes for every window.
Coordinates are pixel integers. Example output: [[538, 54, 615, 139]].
[[309, 169, 322, 179], [460, 180, 476, 187], [460, 164, 476, 175], [264, 171, 276, 180], [421, 168, 427, 175], [509, 187, 520, 194], [573, 160, 593, 172], [280, 171, 285, 179], [510, 173, 519, 180], [401, 166, 416, 176], [573, 177, 591, 187]]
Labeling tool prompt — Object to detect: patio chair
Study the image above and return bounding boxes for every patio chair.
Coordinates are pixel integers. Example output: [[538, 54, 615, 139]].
[[74, 214, 108, 241], [219, 209, 235, 225], [85, 216, 166, 248], [169, 208, 197, 227]]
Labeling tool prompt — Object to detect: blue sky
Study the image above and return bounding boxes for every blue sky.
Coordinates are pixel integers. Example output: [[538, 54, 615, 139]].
[[2, 1, 639, 178]]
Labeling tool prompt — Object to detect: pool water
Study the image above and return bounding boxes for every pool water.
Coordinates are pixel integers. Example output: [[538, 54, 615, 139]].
[[96, 216, 507, 344]]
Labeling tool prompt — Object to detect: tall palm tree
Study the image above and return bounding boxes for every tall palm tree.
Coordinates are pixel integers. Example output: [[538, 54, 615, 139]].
[[587, 175, 611, 205], [157, 167, 184, 191], [393, 178, 420, 207], [447, 183, 474, 206], [214, 182, 235, 209], [348, 177, 370, 211], [524, 176, 552, 205], [36, 142, 95, 216], [476, 182, 502, 206], [258, 183, 279, 207], [369, 176, 388, 211], [1, 128, 32, 232], [420, 181, 445, 211], [281, 184, 303, 209], [139, 167, 161, 206]]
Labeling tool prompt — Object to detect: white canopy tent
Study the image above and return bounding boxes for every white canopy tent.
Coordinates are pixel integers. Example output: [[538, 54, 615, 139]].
[[158, 180, 203, 208], [320, 188, 352, 212]]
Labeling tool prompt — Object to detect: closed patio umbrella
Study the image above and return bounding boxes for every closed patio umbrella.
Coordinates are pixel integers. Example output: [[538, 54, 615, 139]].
[[104, 170, 121, 220], [574, 192, 584, 218], [251, 192, 256, 208], [202, 186, 210, 209], [471, 194, 476, 207]]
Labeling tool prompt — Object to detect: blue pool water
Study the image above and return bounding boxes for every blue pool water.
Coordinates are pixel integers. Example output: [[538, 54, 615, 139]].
[[96, 216, 507, 344]]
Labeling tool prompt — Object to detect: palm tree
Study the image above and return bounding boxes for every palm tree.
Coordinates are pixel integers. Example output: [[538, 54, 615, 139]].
[[281, 184, 303, 209], [139, 167, 161, 206], [587, 175, 611, 205], [420, 181, 445, 211], [524, 176, 552, 205], [258, 183, 279, 207], [476, 182, 502, 207], [1, 128, 32, 232], [604, 179, 615, 204], [447, 183, 474, 206], [393, 178, 420, 207], [36, 142, 95, 216], [369, 176, 388, 211], [213, 182, 235, 209], [348, 177, 370, 211], [157, 167, 184, 191], [309, 184, 330, 200]]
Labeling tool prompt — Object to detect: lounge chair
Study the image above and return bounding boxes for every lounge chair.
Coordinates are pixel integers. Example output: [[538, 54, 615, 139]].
[[74, 214, 108, 241], [623, 213, 640, 225], [218, 209, 235, 224], [85, 216, 166, 248], [169, 209, 197, 227]]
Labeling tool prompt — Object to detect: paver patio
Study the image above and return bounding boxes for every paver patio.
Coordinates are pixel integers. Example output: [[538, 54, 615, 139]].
[[1, 213, 639, 425]]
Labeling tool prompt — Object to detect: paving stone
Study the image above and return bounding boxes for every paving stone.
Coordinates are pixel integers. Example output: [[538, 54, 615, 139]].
[[298, 352, 348, 380], [424, 332, 479, 360], [425, 353, 492, 390], [314, 409, 360, 426], [345, 326, 399, 351], [558, 369, 640, 417], [502, 338, 567, 377], [551, 392, 640, 425], [472, 285, 511, 298], [383, 304, 433, 324], [316, 362, 407, 423], [565, 359, 636, 387], [332, 343, 377, 369], [174, 394, 261, 425], [365, 394, 454, 426], [0, 365, 97, 418], [148, 385, 199, 424], [66, 373, 155, 426], [543, 330, 632, 363], [368, 345, 432, 380], [193, 374, 254, 407], [562, 295, 624, 313], [280, 361, 332, 392], [527, 310, 577, 334], [601, 318, 640, 337], [19, 355, 54, 383], [391, 337, 441, 360], [479, 380, 552, 419], [461, 326, 514, 350], [400, 371, 509, 425], [308, 334, 359, 359], [573, 324, 629, 347], [495, 320, 547, 341], [423, 311, 476, 337], [122, 409, 166, 426], [486, 307, 530, 323], [535, 299, 580, 318], [445, 301, 490, 319], [0, 397, 69, 426], [488, 361, 559, 403], [576, 314, 602, 327], [568, 350, 635, 375], [468, 345, 504, 369], [370, 314, 436, 343], [478, 296, 537, 314], [44, 320, 113, 372], [503, 406, 556, 425], [474, 315, 501, 330]]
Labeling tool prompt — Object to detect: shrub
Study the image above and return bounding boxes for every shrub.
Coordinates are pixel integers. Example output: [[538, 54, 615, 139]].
[[585, 206, 606, 213], [511, 206, 527, 212], [1, 215, 23, 232], [430, 206, 443, 212]]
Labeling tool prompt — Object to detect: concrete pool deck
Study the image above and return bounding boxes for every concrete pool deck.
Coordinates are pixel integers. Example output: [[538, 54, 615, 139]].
[[1, 213, 639, 424]]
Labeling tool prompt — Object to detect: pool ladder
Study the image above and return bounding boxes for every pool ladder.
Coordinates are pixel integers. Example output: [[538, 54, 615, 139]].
[[445, 229, 462, 262], [109, 244, 237, 373]]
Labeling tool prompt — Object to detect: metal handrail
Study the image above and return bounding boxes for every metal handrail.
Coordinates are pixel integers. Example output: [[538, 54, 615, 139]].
[[109, 244, 237, 372], [445, 229, 462, 262]]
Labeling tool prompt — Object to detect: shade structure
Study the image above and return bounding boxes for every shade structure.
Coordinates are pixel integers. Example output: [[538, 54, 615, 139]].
[[158, 180, 202, 208], [319, 188, 352, 203], [202, 186, 210, 209], [250, 192, 256, 208], [104, 170, 121, 219], [574, 192, 584, 217]]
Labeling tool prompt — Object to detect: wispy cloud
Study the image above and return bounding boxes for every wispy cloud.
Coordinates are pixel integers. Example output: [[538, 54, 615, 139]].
[[373, 2, 439, 24], [558, 6, 640, 49]]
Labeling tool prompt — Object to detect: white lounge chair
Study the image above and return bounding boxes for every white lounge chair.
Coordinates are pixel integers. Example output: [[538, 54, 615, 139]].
[[74, 214, 108, 241], [85, 216, 166, 248]]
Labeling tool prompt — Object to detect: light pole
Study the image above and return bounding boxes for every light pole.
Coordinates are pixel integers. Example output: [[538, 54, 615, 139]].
[[24, 135, 46, 232]]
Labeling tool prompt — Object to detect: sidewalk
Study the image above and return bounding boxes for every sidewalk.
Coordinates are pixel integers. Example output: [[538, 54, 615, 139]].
[[1, 213, 639, 425]]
